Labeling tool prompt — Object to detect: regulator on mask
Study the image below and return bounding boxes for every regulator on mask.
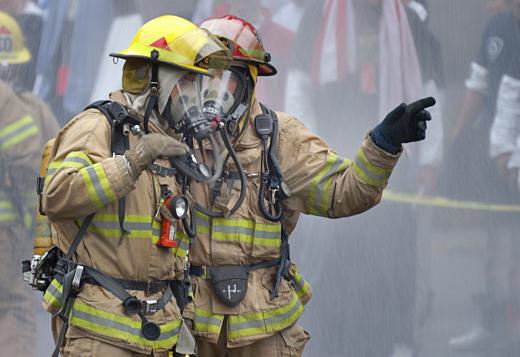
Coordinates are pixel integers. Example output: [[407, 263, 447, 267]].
[[151, 71, 224, 183], [201, 65, 252, 137], [182, 65, 254, 218]]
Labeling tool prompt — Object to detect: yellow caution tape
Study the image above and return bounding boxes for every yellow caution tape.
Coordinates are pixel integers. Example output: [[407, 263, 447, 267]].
[[383, 190, 520, 213]]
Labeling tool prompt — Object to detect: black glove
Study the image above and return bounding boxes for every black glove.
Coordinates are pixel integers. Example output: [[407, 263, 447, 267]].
[[372, 97, 436, 154]]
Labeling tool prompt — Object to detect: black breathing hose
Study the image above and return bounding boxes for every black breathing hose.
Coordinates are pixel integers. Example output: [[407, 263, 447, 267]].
[[195, 124, 247, 217], [181, 208, 196, 238]]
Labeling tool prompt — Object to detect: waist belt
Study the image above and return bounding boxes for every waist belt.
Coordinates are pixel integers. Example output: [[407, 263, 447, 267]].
[[190, 259, 280, 279], [54, 263, 175, 355], [82, 276, 171, 294]]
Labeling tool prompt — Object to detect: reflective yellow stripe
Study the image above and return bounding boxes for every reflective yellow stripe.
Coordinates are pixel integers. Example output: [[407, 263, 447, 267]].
[[0, 115, 38, 150], [77, 214, 161, 242], [292, 269, 310, 302], [211, 218, 281, 247], [70, 302, 181, 349], [309, 152, 351, 216], [193, 307, 224, 335], [80, 163, 117, 208], [0, 200, 17, 222], [228, 293, 304, 340], [175, 230, 190, 257], [352, 148, 393, 186], [43, 279, 63, 308], [46, 152, 95, 186], [195, 211, 209, 235]]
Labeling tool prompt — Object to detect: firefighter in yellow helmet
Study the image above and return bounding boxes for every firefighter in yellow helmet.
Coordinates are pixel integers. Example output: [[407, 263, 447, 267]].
[[0, 10, 57, 356], [40, 15, 230, 356], [172, 15, 437, 356]]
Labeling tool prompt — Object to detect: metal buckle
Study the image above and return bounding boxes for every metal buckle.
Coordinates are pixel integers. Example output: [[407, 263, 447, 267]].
[[201, 266, 210, 280], [143, 299, 158, 315], [72, 265, 84, 290]]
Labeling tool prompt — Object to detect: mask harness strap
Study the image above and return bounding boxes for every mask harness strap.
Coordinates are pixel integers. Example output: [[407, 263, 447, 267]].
[[143, 50, 160, 134]]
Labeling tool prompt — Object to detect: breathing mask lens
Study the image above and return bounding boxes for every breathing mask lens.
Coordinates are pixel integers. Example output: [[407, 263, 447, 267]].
[[169, 72, 213, 140], [202, 69, 245, 120]]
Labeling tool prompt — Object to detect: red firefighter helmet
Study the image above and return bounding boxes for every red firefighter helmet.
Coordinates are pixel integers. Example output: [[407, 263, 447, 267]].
[[200, 15, 277, 76]]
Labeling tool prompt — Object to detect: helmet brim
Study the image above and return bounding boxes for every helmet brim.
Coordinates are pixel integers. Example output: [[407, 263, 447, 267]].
[[110, 52, 213, 76], [1, 47, 31, 64], [258, 62, 277, 77]]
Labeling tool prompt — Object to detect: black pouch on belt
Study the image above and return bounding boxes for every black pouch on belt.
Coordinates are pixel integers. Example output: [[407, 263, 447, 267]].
[[210, 266, 249, 307]]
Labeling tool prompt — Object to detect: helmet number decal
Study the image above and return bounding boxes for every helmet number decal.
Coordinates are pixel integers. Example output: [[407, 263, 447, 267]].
[[0, 31, 13, 54]]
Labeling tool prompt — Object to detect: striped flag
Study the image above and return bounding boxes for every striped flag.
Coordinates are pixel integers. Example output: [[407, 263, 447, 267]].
[[311, 0, 357, 85]]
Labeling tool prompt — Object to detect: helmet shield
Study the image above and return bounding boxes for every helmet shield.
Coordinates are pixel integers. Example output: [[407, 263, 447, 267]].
[[112, 24, 231, 75], [201, 68, 246, 119]]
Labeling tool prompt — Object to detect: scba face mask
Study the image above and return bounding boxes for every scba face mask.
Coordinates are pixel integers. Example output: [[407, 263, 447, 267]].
[[163, 72, 213, 141], [201, 66, 250, 129]]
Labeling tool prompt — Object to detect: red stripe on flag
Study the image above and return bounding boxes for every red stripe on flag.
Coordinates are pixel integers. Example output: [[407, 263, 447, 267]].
[[336, 0, 348, 80]]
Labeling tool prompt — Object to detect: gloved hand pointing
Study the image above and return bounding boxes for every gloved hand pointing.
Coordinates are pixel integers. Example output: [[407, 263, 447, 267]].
[[125, 133, 189, 180], [371, 97, 436, 154]]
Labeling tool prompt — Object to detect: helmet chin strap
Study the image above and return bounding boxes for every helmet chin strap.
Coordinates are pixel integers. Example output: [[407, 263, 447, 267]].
[[143, 50, 160, 134]]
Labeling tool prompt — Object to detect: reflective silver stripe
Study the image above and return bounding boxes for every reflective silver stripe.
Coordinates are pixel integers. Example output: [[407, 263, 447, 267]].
[[46, 283, 62, 302], [229, 298, 302, 331], [292, 277, 304, 292], [313, 156, 347, 214], [212, 225, 280, 240], [177, 239, 189, 251], [354, 156, 389, 182], [91, 220, 151, 231], [86, 166, 111, 206], [195, 214, 210, 227], [152, 227, 161, 237], [0, 206, 15, 214], [194, 314, 223, 328], [71, 308, 180, 341], [64, 156, 92, 167], [0, 119, 36, 149]]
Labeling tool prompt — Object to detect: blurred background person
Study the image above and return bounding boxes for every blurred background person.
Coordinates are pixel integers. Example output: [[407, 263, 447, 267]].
[[446, 0, 520, 353], [0, 9, 58, 356], [285, 1, 444, 356], [2, 0, 517, 355], [0, 0, 43, 92]]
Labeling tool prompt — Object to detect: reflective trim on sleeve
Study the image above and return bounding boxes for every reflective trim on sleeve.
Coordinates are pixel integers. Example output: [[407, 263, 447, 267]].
[[0, 200, 17, 222], [309, 152, 351, 216], [80, 163, 117, 208], [70, 302, 181, 349], [291, 269, 311, 303], [193, 307, 225, 335], [46, 152, 94, 181], [352, 148, 393, 186], [43, 278, 63, 309], [0, 115, 38, 150]]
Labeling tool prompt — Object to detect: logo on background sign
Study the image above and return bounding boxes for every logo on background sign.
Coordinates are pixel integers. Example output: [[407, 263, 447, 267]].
[[0, 26, 13, 54], [487, 36, 504, 62]]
